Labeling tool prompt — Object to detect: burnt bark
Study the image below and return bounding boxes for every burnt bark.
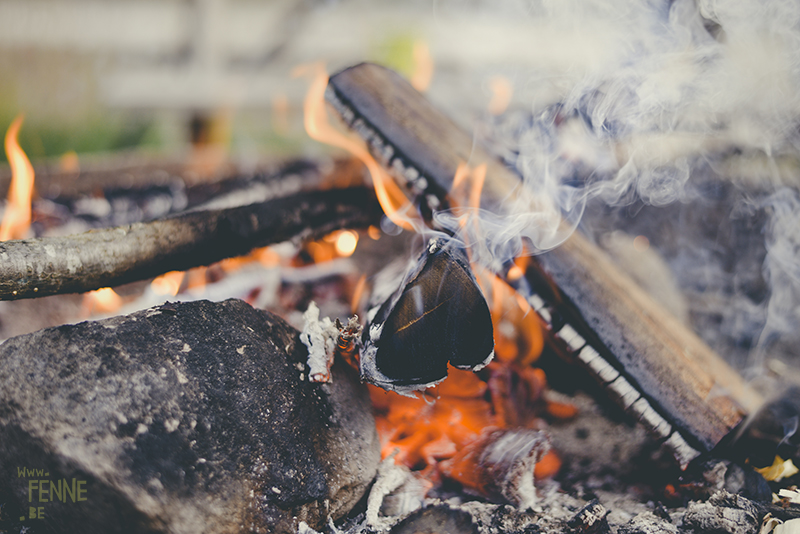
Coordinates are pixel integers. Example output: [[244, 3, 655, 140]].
[[0, 186, 382, 301], [326, 62, 763, 465]]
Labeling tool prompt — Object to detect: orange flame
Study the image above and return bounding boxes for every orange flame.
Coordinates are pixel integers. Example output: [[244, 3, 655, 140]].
[[351, 274, 368, 315], [82, 287, 123, 316], [370, 367, 495, 468], [293, 62, 419, 231], [151, 271, 185, 296], [0, 115, 35, 241]]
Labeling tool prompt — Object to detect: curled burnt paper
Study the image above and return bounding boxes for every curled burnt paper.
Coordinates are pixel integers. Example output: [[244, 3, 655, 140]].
[[360, 237, 494, 395]]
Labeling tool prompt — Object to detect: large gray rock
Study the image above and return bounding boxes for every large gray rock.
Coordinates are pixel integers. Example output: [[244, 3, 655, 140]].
[[0, 299, 380, 534]]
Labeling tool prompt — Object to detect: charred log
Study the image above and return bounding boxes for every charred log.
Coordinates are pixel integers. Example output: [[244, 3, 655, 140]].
[[325, 62, 763, 467], [0, 186, 382, 301]]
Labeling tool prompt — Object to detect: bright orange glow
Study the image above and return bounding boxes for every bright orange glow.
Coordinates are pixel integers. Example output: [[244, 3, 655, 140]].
[[450, 162, 488, 260], [374, 362, 563, 495], [410, 40, 434, 92], [479, 271, 543, 367], [369, 367, 496, 468], [82, 287, 123, 316], [185, 266, 208, 296], [545, 399, 579, 420], [292, 62, 418, 231], [307, 241, 335, 264], [507, 250, 529, 282], [488, 76, 513, 115], [451, 162, 486, 209], [0, 115, 35, 241], [151, 271, 184, 296], [533, 450, 562, 480], [255, 246, 281, 267], [335, 230, 358, 256], [367, 225, 381, 240]]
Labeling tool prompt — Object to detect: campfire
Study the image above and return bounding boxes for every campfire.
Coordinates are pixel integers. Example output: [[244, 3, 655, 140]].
[[3, 4, 800, 533]]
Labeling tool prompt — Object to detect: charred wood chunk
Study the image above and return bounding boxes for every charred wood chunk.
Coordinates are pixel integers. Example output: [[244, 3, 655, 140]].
[[361, 238, 494, 393], [617, 512, 677, 534], [390, 504, 479, 534], [567, 499, 611, 534], [731, 385, 800, 467], [682, 491, 760, 534]]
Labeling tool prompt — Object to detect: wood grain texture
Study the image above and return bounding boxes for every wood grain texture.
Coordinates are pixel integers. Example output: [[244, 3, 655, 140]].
[[327, 62, 763, 456], [0, 186, 382, 300]]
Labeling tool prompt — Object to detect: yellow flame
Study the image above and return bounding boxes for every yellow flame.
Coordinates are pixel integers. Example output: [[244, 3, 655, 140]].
[[82, 287, 123, 316], [0, 115, 35, 241], [151, 271, 184, 296], [335, 230, 359, 257], [292, 62, 419, 231], [488, 76, 513, 115], [351, 273, 368, 314], [450, 162, 487, 246], [410, 41, 434, 92]]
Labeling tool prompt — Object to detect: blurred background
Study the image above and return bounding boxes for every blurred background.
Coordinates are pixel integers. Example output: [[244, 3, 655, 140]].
[[0, 0, 534, 165]]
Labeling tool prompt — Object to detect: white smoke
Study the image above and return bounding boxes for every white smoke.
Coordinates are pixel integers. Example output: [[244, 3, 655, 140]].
[[443, 0, 800, 369], [755, 189, 800, 363]]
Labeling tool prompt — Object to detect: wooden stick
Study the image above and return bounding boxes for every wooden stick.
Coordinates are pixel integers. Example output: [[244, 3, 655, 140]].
[[326, 62, 763, 467], [0, 186, 382, 301]]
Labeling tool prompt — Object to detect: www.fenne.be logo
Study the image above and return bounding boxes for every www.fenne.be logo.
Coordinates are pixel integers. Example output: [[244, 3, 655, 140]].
[[14, 466, 88, 522]]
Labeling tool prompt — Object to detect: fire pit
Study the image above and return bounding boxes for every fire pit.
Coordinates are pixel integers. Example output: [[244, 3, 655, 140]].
[[2, 3, 800, 533]]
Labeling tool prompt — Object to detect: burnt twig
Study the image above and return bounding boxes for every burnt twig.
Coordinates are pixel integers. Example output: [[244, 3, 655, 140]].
[[0, 186, 382, 301]]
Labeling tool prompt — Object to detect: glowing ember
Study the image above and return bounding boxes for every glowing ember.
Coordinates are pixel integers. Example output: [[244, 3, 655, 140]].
[[150, 271, 185, 296], [480, 271, 543, 367], [0, 114, 35, 241], [410, 40, 434, 92], [351, 274, 368, 315], [369, 368, 495, 468], [293, 62, 419, 231], [334, 230, 358, 257], [82, 287, 123, 316], [367, 225, 381, 240]]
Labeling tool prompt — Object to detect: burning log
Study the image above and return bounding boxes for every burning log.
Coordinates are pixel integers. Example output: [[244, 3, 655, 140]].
[[0, 186, 382, 301], [325, 62, 763, 468], [440, 428, 551, 510]]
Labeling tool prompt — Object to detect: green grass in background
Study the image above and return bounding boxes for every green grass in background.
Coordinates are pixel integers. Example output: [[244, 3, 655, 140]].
[[0, 112, 158, 164]]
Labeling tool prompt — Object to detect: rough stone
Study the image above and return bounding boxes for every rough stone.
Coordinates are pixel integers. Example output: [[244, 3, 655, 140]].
[[389, 504, 480, 534], [682, 491, 761, 534], [617, 512, 678, 534], [0, 299, 380, 534]]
